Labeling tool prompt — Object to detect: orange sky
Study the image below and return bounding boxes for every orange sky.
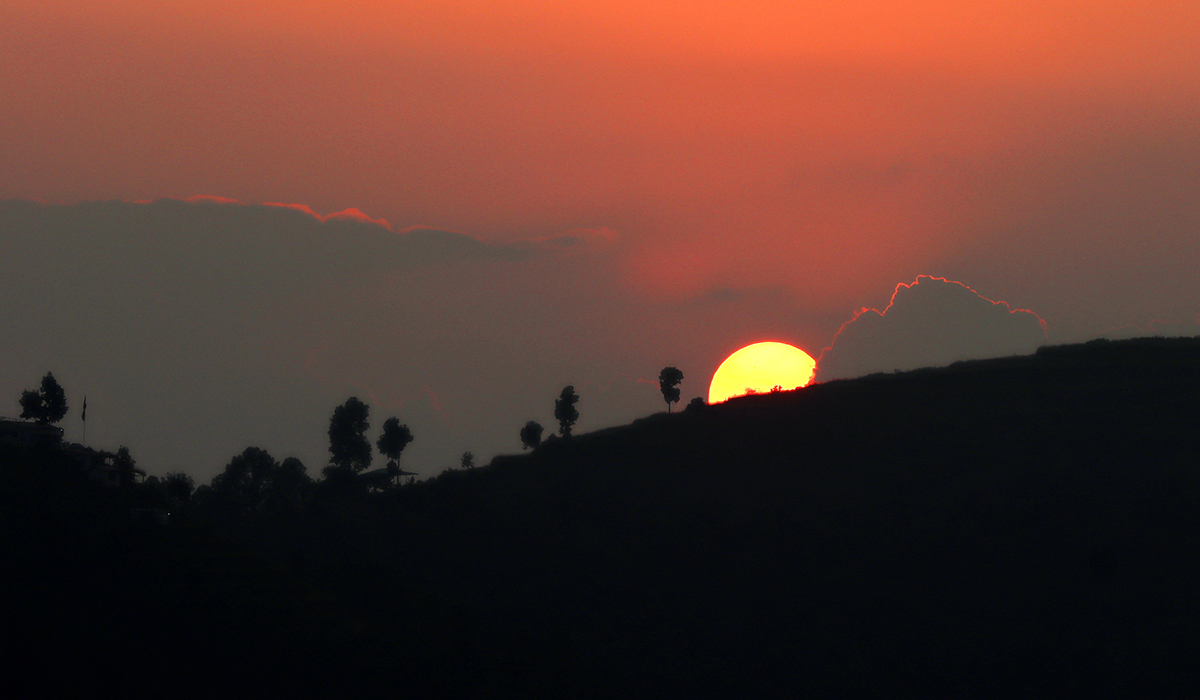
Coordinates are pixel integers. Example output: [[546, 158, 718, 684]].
[[5, 1, 1199, 321], [3, 2, 1200, 476]]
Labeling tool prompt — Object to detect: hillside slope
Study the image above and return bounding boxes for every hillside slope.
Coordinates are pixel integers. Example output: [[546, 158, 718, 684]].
[[7, 337, 1198, 697], [371, 337, 1200, 697]]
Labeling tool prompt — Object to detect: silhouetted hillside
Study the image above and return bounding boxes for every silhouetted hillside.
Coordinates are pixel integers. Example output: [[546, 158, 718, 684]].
[[368, 337, 1200, 697], [0, 446, 469, 697], [6, 337, 1200, 697]]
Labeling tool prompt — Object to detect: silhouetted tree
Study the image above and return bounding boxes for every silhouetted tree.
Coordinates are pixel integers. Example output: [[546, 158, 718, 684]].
[[265, 457, 310, 514], [555, 386, 579, 438], [685, 396, 706, 413], [164, 472, 195, 505], [212, 446, 279, 514], [377, 417, 414, 482], [328, 397, 372, 472], [520, 420, 544, 450], [659, 367, 684, 412], [203, 447, 309, 516], [18, 392, 40, 422], [19, 372, 68, 424], [461, 451, 475, 469], [113, 445, 137, 484]]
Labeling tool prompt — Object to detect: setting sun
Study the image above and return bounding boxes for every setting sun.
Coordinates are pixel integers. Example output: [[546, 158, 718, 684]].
[[708, 341, 817, 404]]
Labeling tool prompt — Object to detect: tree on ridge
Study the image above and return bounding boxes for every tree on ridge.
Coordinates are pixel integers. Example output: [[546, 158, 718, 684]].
[[658, 367, 684, 412], [112, 445, 138, 484], [520, 420, 544, 450], [555, 386, 579, 438], [19, 372, 68, 424], [328, 397, 372, 473], [164, 472, 196, 508], [377, 417, 414, 483], [211, 446, 278, 514]]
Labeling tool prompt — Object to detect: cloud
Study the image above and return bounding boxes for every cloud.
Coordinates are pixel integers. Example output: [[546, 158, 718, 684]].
[[0, 198, 532, 476], [186, 195, 241, 205], [815, 276, 1047, 382], [264, 201, 392, 230], [0, 197, 689, 484], [0, 197, 533, 343], [512, 227, 620, 254], [0, 196, 517, 288]]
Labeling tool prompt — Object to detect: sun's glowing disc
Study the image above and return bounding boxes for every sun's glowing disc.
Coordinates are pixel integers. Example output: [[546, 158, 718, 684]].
[[708, 341, 817, 404]]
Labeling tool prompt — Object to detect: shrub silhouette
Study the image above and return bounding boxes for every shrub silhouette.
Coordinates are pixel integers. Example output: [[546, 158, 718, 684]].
[[520, 420, 544, 450]]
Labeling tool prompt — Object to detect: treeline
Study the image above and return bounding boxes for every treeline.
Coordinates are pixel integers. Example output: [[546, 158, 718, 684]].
[[6, 365, 695, 542], [1, 365, 687, 697], [185, 371, 689, 526]]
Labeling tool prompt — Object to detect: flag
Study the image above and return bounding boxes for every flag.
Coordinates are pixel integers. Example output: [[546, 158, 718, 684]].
[[81, 396, 87, 422]]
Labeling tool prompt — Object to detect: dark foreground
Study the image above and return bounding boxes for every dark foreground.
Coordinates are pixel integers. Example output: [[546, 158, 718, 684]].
[[6, 337, 1200, 697]]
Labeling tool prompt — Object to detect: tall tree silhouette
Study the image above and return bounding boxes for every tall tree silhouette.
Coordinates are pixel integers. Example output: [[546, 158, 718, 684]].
[[555, 386, 579, 438], [328, 397, 372, 472], [520, 420, 544, 450], [658, 367, 684, 412], [377, 417, 414, 481], [19, 372, 68, 424]]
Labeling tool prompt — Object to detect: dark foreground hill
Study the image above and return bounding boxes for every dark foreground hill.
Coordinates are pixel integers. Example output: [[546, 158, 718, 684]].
[[6, 337, 1200, 697], [369, 337, 1200, 697]]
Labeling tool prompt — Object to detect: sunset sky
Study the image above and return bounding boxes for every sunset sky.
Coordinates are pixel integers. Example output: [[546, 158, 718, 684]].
[[3, 2, 1198, 480]]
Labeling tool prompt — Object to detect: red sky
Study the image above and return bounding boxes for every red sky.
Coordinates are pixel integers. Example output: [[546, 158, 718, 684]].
[[3, 2, 1199, 478]]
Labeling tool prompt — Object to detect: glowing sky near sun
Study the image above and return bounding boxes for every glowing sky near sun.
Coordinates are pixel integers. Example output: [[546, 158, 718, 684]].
[[709, 342, 817, 404]]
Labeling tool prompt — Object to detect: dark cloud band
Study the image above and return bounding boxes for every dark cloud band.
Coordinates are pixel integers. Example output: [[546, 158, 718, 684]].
[[816, 276, 1047, 382]]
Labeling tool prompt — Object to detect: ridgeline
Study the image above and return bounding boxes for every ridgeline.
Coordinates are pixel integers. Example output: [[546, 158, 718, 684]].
[[6, 336, 1200, 697]]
